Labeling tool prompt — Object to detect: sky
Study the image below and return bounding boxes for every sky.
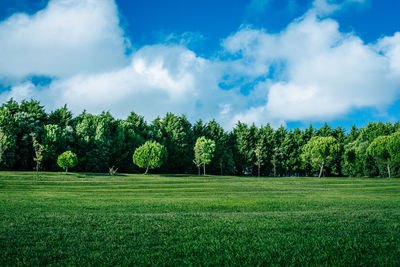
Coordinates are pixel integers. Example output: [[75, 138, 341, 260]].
[[0, 0, 399, 129]]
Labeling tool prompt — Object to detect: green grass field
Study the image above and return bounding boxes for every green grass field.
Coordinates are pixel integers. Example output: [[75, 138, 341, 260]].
[[0, 172, 399, 266]]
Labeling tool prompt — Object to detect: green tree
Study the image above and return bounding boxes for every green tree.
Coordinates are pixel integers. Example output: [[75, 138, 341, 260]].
[[133, 141, 167, 174], [273, 126, 287, 176], [0, 130, 9, 166], [387, 132, 400, 177], [257, 124, 274, 176], [151, 113, 193, 173], [301, 136, 339, 178], [31, 133, 44, 172], [193, 143, 203, 175], [57, 151, 78, 174], [110, 116, 147, 173], [74, 112, 115, 172], [42, 124, 68, 170], [234, 122, 258, 175], [202, 120, 228, 174], [254, 143, 263, 177], [194, 136, 216, 175], [367, 133, 400, 178]]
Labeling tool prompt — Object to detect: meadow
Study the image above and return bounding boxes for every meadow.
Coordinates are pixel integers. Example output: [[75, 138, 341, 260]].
[[0, 172, 399, 266]]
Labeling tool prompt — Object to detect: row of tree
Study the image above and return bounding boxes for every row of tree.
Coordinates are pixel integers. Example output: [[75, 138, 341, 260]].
[[0, 99, 399, 177]]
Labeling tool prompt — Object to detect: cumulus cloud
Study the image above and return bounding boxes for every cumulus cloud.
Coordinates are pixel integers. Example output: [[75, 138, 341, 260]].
[[0, 44, 242, 124], [311, 0, 368, 16], [0, 0, 129, 80], [224, 12, 400, 125], [0, 0, 399, 129]]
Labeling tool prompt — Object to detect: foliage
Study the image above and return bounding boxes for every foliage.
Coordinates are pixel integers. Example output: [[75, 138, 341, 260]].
[[301, 136, 339, 178], [31, 133, 44, 172], [133, 141, 167, 174], [194, 136, 216, 175], [367, 132, 400, 177], [1, 98, 400, 177], [57, 151, 78, 173], [0, 130, 9, 165]]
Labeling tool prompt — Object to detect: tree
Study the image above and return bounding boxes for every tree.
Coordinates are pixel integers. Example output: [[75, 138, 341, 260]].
[[74, 112, 115, 172], [31, 133, 44, 172], [150, 113, 193, 173], [194, 137, 216, 175], [367, 133, 400, 178], [193, 144, 202, 175], [57, 151, 78, 174], [234, 122, 258, 175], [301, 136, 339, 178], [254, 143, 263, 177], [0, 130, 9, 166], [133, 141, 167, 174], [42, 124, 68, 170], [272, 126, 287, 176]]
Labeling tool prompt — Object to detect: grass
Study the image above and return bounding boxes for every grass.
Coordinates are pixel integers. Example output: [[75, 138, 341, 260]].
[[0, 172, 399, 266]]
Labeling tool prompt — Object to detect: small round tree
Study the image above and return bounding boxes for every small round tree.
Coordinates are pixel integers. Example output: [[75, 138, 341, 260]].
[[133, 141, 167, 174], [57, 151, 78, 174]]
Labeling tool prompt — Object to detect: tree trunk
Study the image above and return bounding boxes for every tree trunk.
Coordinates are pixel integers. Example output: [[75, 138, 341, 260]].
[[145, 166, 149, 175], [36, 164, 39, 172], [318, 161, 324, 178], [198, 166, 200, 175], [203, 163, 206, 175], [273, 162, 276, 177], [258, 163, 260, 177], [65, 167, 68, 174], [387, 163, 391, 178]]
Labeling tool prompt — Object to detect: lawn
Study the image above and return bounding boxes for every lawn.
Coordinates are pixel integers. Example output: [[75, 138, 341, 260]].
[[0, 172, 399, 266]]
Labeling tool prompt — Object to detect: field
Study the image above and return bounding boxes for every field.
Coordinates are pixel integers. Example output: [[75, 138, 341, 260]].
[[0, 172, 399, 266]]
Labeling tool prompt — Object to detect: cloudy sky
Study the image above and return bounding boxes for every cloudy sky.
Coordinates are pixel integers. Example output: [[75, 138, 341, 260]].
[[0, 0, 399, 129]]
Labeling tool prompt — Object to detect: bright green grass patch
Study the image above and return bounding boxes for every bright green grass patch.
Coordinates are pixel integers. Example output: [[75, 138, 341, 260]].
[[0, 172, 399, 266]]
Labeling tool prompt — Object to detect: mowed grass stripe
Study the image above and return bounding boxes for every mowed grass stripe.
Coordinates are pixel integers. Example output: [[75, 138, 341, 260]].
[[0, 172, 399, 266]]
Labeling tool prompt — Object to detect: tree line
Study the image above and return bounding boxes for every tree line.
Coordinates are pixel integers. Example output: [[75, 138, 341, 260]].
[[0, 99, 399, 177]]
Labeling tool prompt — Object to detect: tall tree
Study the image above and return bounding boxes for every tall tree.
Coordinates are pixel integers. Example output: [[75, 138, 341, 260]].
[[74, 112, 115, 172], [272, 126, 287, 176], [0, 131, 9, 167], [234, 122, 258, 175], [151, 113, 193, 173]]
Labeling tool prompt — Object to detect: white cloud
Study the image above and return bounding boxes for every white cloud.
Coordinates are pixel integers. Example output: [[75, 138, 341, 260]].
[[0, 44, 241, 125], [224, 12, 400, 125], [311, 0, 368, 16], [0, 0, 399, 129], [377, 33, 400, 75], [0, 0, 129, 80]]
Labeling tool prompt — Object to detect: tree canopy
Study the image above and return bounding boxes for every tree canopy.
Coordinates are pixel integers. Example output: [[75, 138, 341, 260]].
[[1, 99, 400, 177], [301, 136, 339, 178], [133, 141, 167, 174], [194, 136, 216, 175], [57, 151, 78, 173]]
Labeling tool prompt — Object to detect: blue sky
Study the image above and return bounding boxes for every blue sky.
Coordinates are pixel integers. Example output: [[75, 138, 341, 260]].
[[0, 0, 399, 129]]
